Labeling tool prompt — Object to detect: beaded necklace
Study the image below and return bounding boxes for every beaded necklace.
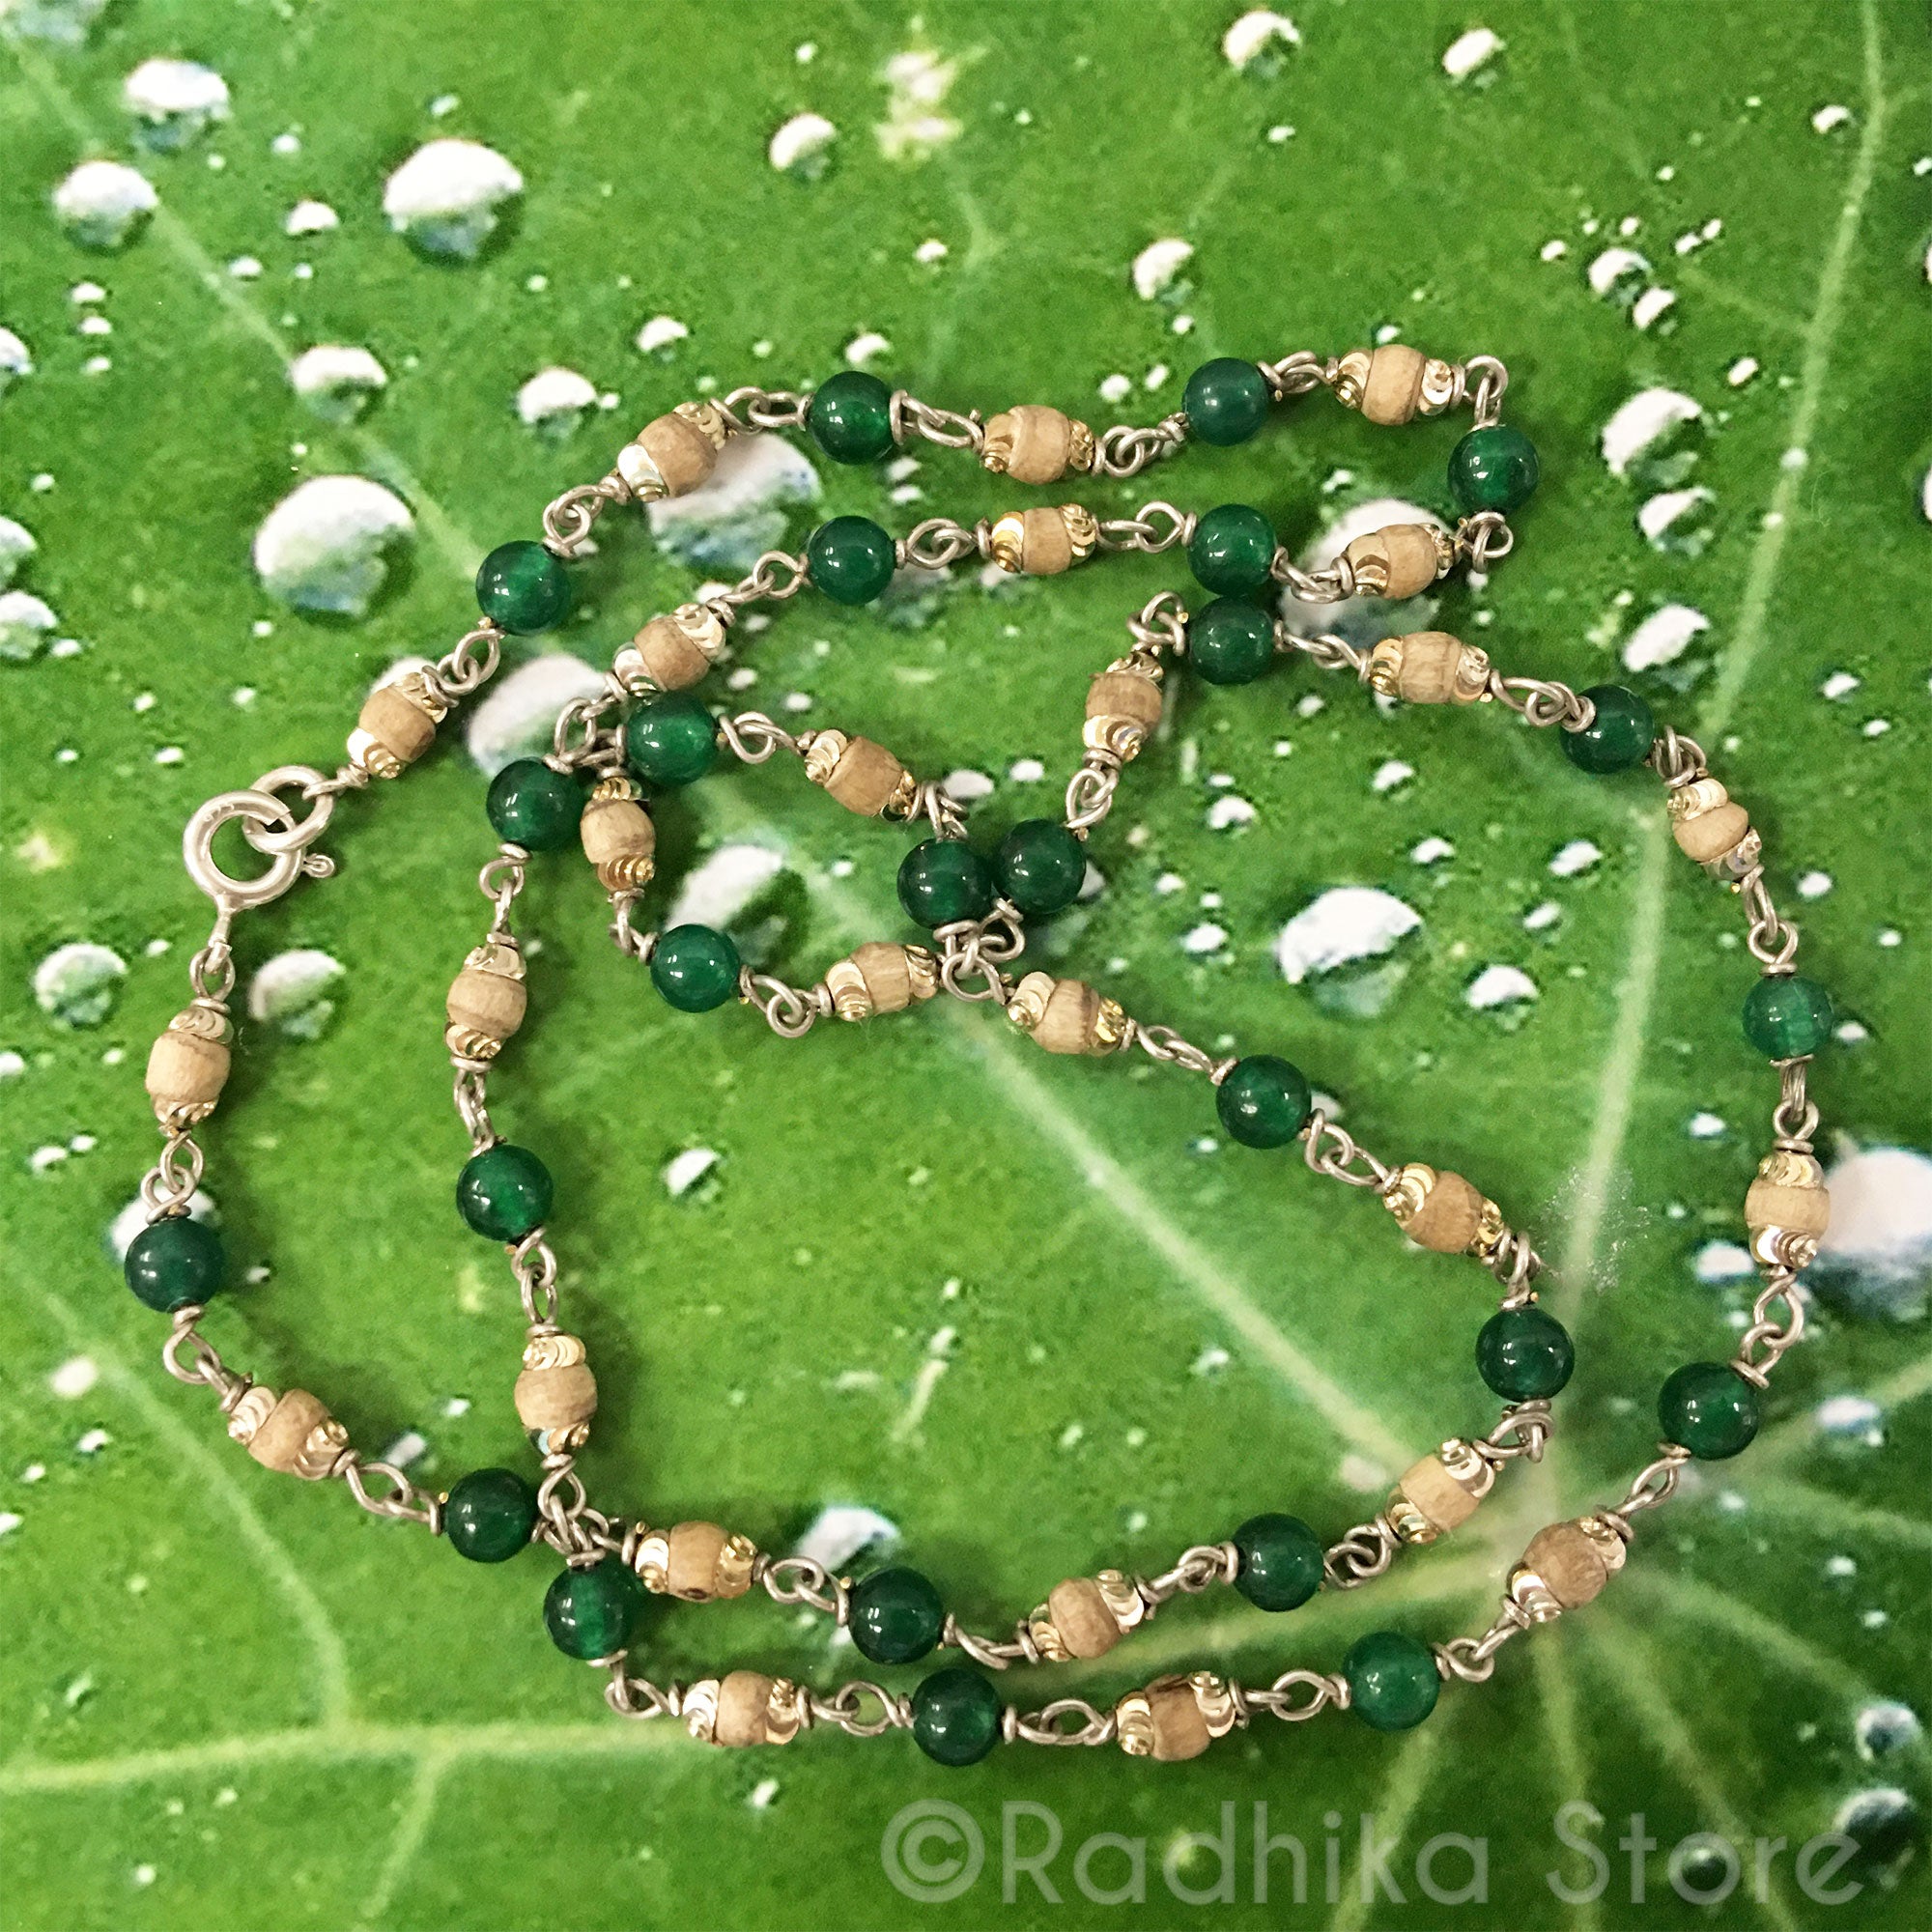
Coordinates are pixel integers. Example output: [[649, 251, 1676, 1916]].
[[125, 343, 1833, 1766]]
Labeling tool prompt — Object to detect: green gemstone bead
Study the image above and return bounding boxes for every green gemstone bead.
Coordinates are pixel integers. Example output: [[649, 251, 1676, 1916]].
[[848, 1566, 945, 1664], [543, 1555, 645, 1660], [486, 758, 583, 852], [1182, 357, 1271, 447], [1561, 685, 1655, 774], [123, 1216, 224, 1313], [475, 540, 571, 635], [456, 1143, 554, 1242], [1448, 425, 1540, 515], [1659, 1360, 1762, 1460], [1233, 1513, 1324, 1612], [624, 694, 719, 787], [1215, 1055, 1311, 1150], [1475, 1306, 1575, 1402], [1188, 502, 1277, 597], [912, 1666, 1004, 1766], [1742, 975, 1833, 1060], [806, 515, 897, 606], [445, 1467, 539, 1563], [896, 838, 995, 928], [1343, 1630, 1440, 1732], [993, 818, 1086, 917], [650, 924, 741, 1012], [807, 370, 895, 465], [1188, 597, 1277, 685]]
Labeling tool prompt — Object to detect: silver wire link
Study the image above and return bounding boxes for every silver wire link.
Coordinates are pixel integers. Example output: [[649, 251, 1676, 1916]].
[[1065, 755, 1122, 834], [714, 548, 810, 611], [1090, 413, 1188, 479], [740, 969, 832, 1039], [899, 516, 983, 571], [1132, 1024, 1237, 1083], [1466, 355, 1509, 428], [809, 1681, 911, 1737], [340, 1455, 442, 1530], [1096, 500, 1195, 554], [1138, 1541, 1239, 1606], [1458, 512, 1516, 570], [1435, 1609, 1522, 1684], [1257, 349, 1326, 399], [717, 386, 810, 433], [1772, 1058, 1820, 1146], [511, 1231, 560, 1326], [1283, 627, 1367, 676], [452, 1062, 495, 1152], [1735, 1270, 1806, 1382], [1489, 671, 1588, 729], [890, 391, 985, 452], [1126, 589, 1188, 655], [1652, 725, 1707, 787], [717, 710, 798, 765], [543, 475, 630, 558], [1603, 1444, 1692, 1531], [1741, 867, 1801, 970], [436, 621, 503, 697], [1271, 553, 1353, 602], [478, 847, 527, 932], [610, 893, 654, 963], [934, 903, 1026, 1004], [606, 1667, 684, 1721], [1246, 1669, 1348, 1720], [551, 690, 625, 774], [1323, 1517, 1399, 1590], [759, 1555, 848, 1621], [1301, 1112, 1392, 1191], [1011, 1696, 1117, 1748], [139, 1131, 206, 1216]]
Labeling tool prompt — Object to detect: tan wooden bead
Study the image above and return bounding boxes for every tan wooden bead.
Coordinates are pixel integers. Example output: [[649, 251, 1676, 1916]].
[[1392, 1167, 1491, 1253], [981, 406, 1094, 484], [1745, 1179, 1831, 1239], [1367, 631, 1490, 704], [241, 1389, 345, 1479], [351, 677, 443, 778], [617, 404, 725, 499], [1361, 345, 1428, 426], [1518, 1520, 1625, 1613], [1745, 1150, 1831, 1268], [1670, 780, 1751, 865], [1046, 1577, 1124, 1660], [514, 1361, 597, 1435], [580, 780, 656, 892], [616, 607, 726, 693], [827, 941, 938, 1020], [714, 1672, 780, 1747], [802, 730, 913, 816], [1007, 973, 1128, 1056], [989, 504, 1097, 575], [145, 1009, 231, 1126], [1083, 666, 1165, 759], [1395, 1453, 1481, 1535], [1125, 1678, 1213, 1762], [660, 1520, 755, 1601], [445, 940, 526, 1060], [1343, 524, 1446, 600]]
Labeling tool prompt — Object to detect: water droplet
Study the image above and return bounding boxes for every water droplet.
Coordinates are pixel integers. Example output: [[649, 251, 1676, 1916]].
[[1631, 286, 1678, 331], [287, 345, 387, 422], [122, 57, 230, 150], [515, 365, 597, 435], [247, 949, 345, 1040], [791, 1503, 898, 1573], [634, 314, 688, 356], [1831, 1787, 1919, 1883], [51, 159, 157, 250], [1586, 246, 1650, 305], [1548, 838, 1602, 877], [1276, 887, 1421, 1017], [1693, 1240, 1754, 1284], [49, 1355, 98, 1399], [1811, 103, 1853, 134], [663, 1146, 721, 1198], [1812, 1145, 1932, 1321], [1465, 963, 1539, 1012], [33, 941, 125, 1027], [0, 326, 33, 392], [1371, 758, 1413, 793], [768, 111, 837, 178], [1411, 836, 1455, 865], [1601, 388, 1705, 484], [1180, 922, 1228, 955], [1205, 794, 1256, 831], [1726, 355, 1760, 386], [284, 198, 339, 238], [843, 329, 891, 368], [1856, 1701, 1922, 1760], [2, 1, 109, 49], [1623, 602, 1710, 670], [251, 475, 413, 616], [666, 843, 785, 930], [877, 48, 960, 161], [646, 434, 820, 574], [1131, 237, 1193, 301], [383, 138, 523, 260], [1441, 26, 1504, 80], [465, 653, 607, 776], [1637, 486, 1716, 555], [0, 588, 58, 662], [1221, 11, 1300, 76]]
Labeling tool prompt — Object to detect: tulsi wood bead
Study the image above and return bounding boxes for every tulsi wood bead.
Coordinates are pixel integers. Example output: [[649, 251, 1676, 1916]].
[[1333, 346, 1458, 426], [514, 1331, 596, 1451], [579, 774, 656, 892], [1082, 662, 1165, 760], [1115, 1673, 1239, 1761], [981, 405, 1094, 483], [825, 941, 938, 1020], [445, 937, 527, 1060], [1381, 1162, 1504, 1256], [1342, 524, 1452, 600], [145, 1002, 232, 1127], [685, 1671, 807, 1747], [1667, 776, 1752, 867], [635, 1520, 757, 1600], [1745, 1149, 1830, 1269], [1365, 630, 1491, 704], [1386, 1440, 1490, 1545], [615, 401, 728, 500], [228, 1385, 347, 1479], [349, 669, 449, 779], [613, 605, 727, 694], [1507, 1516, 1627, 1622], [1030, 1572, 1145, 1661], [1006, 972, 1129, 1056], [799, 728, 916, 817], [988, 503, 1098, 576]]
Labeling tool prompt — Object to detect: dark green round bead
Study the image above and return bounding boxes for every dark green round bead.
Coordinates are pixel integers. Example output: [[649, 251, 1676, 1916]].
[[1215, 1055, 1311, 1150], [993, 819, 1086, 917], [1233, 1513, 1324, 1612], [1343, 1630, 1440, 1732], [896, 838, 995, 928], [624, 694, 719, 787], [807, 370, 895, 465], [543, 1555, 645, 1660], [650, 923, 741, 1012], [1188, 597, 1277, 685], [456, 1143, 554, 1242], [848, 1565, 945, 1664], [806, 515, 897, 606], [445, 1467, 539, 1563], [912, 1666, 1003, 1766], [1475, 1306, 1575, 1401], [1188, 503, 1277, 597], [1561, 685, 1656, 774], [1659, 1361, 1762, 1460], [475, 540, 570, 635], [486, 758, 582, 852], [1182, 357, 1271, 446], [1742, 975, 1833, 1061], [1448, 425, 1540, 515], [123, 1216, 224, 1313]]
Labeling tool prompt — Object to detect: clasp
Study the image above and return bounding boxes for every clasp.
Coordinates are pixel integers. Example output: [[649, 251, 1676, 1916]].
[[182, 766, 337, 918]]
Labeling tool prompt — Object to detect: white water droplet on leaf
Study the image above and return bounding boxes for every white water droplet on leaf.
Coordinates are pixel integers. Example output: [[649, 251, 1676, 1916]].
[[646, 434, 820, 574], [0, 326, 33, 392], [1465, 963, 1539, 1010], [252, 475, 412, 616], [2, 0, 110, 47], [1275, 889, 1422, 1018], [1221, 11, 1299, 75], [1548, 838, 1602, 876], [1132, 237, 1194, 300], [288, 345, 387, 421], [51, 159, 157, 250], [1600, 387, 1703, 481], [1814, 1146, 1932, 1320], [667, 845, 785, 930], [247, 950, 345, 1040], [1693, 1241, 1754, 1284], [1622, 603, 1710, 670], [663, 1147, 721, 1199], [465, 653, 608, 776], [383, 138, 522, 260], [1631, 286, 1677, 330], [33, 941, 126, 1027], [122, 58, 230, 149], [635, 314, 688, 355], [1441, 27, 1504, 79], [876, 48, 959, 161], [516, 365, 597, 435], [0, 588, 57, 662], [769, 112, 837, 177], [1637, 486, 1716, 554], [284, 198, 339, 237], [792, 1504, 898, 1573]]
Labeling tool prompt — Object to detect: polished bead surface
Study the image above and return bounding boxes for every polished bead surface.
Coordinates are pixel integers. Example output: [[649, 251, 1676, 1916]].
[[1448, 425, 1540, 514], [848, 1565, 945, 1664], [1742, 975, 1833, 1060], [1344, 1630, 1440, 1731], [994, 819, 1086, 916], [123, 1215, 224, 1313], [1659, 1360, 1762, 1460], [806, 515, 897, 606], [1476, 1306, 1576, 1401], [1215, 1055, 1311, 1149], [1233, 1513, 1324, 1611], [445, 1467, 539, 1563], [456, 1143, 554, 1242], [1181, 357, 1271, 446], [1187, 503, 1276, 597], [896, 838, 995, 928], [475, 540, 570, 634], [1561, 685, 1655, 774], [650, 923, 741, 1012], [486, 757, 583, 851], [912, 1666, 1004, 1766], [624, 694, 719, 787], [807, 369, 895, 464], [1188, 597, 1277, 684], [543, 1555, 645, 1660]]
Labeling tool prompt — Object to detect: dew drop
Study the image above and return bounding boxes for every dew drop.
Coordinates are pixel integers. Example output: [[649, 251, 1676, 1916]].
[[791, 1504, 898, 1573], [1856, 1701, 1923, 1760], [646, 434, 820, 575], [122, 58, 230, 150], [768, 111, 837, 178], [1548, 838, 1602, 877], [1812, 1145, 1932, 1321], [1221, 11, 1300, 76], [1441, 26, 1504, 80], [251, 475, 413, 616], [287, 345, 387, 422], [284, 199, 339, 238], [33, 940, 126, 1027], [51, 159, 157, 250], [1465, 963, 1539, 1011], [247, 949, 345, 1041], [1623, 602, 1710, 670], [0, 588, 58, 662], [634, 314, 688, 356], [877, 48, 960, 161], [1601, 387, 1704, 483], [0, 326, 33, 392], [1132, 237, 1194, 301], [666, 844, 785, 930], [515, 365, 597, 436], [1276, 887, 1421, 1018], [465, 652, 607, 776], [383, 138, 523, 260]]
